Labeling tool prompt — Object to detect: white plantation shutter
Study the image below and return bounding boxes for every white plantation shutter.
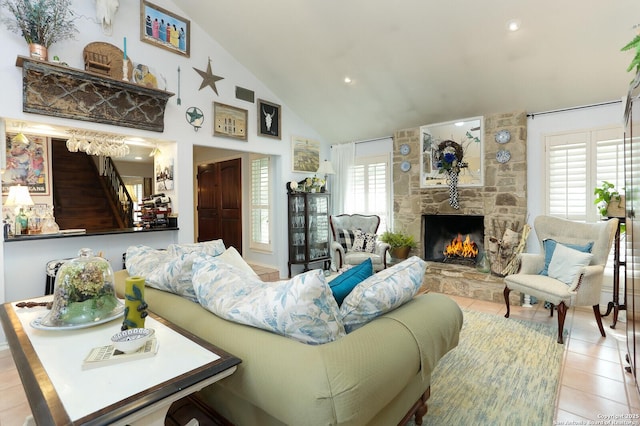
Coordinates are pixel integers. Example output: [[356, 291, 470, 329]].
[[250, 155, 271, 251], [345, 154, 390, 231], [545, 126, 624, 222], [547, 133, 588, 221]]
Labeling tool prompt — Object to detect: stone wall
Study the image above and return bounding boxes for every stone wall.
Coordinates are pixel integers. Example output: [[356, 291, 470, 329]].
[[393, 111, 528, 302]]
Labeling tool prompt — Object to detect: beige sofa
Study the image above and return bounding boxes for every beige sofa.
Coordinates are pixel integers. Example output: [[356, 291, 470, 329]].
[[114, 269, 462, 425]]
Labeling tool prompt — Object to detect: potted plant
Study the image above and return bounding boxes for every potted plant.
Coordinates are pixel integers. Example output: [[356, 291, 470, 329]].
[[621, 28, 640, 75], [594, 181, 625, 218], [380, 230, 417, 260], [0, 0, 78, 61]]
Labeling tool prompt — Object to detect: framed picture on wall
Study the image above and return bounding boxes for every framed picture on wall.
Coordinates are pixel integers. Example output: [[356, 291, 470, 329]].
[[291, 136, 320, 173], [140, 0, 190, 57], [213, 102, 248, 141], [3, 133, 50, 195], [257, 99, 281, 139]]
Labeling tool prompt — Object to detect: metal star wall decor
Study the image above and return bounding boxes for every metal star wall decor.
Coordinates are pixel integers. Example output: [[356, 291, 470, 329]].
[[193, 57, 224, 95], [185, 106, 204, 131]]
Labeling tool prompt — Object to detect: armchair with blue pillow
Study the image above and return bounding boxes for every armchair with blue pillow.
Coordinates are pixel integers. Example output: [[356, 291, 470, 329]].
[[503, 215, 618, 344], [329, 213, 391, 272]]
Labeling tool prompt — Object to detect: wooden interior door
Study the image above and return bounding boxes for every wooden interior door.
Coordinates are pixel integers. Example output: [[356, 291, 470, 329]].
[[197, 158, 242, 253]]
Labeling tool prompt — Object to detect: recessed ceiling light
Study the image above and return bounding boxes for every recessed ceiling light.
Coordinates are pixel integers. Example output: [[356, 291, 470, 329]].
[[507, 19, 521, 32], [344, 76, 352, 84], [134, 156, 142, 160]]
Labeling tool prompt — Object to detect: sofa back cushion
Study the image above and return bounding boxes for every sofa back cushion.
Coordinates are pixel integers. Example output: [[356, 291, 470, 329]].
[[192, 258, 345, 344], [340, 256, 426, 332], [125, 244, 255, 302]]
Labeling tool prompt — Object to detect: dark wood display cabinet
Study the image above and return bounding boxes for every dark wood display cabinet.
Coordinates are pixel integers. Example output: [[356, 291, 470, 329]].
[[287, 192, 331, 277]]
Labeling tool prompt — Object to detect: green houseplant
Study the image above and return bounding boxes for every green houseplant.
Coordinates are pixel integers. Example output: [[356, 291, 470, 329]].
[[594, 181, 624, 218], [380, 230, 417, 260], [621, 29, 640, 75], [0, 0, 78, 60]]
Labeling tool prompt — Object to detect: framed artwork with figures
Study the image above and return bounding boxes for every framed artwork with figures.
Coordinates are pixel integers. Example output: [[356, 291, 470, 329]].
[[257, 99, 281, 139], [140, 0, 190, 57], [3, 133, 50, 195]]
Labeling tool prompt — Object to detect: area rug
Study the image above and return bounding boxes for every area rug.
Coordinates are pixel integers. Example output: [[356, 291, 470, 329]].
[[416, 309, 565, 426]]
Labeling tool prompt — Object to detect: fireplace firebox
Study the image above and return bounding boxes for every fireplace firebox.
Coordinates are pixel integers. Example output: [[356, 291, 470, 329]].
[[422, 214, 484, 264]]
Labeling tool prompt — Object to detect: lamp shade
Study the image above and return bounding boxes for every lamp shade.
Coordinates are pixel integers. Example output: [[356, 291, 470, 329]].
[[11, 133, 30, 145], [316, 160, 335, 175], [5, 185, 34, 207]]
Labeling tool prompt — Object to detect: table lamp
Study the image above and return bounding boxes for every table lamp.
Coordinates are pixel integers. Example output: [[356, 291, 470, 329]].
[[5, 184, 34, 235], [316, 160, 335, 192]]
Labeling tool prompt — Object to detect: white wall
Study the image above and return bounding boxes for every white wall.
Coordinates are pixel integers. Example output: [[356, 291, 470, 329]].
[[0, 0, 329, 313]]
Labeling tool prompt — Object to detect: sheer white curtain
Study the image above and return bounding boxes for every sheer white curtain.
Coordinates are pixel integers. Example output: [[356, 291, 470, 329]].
[[330, 142, 355, 214]]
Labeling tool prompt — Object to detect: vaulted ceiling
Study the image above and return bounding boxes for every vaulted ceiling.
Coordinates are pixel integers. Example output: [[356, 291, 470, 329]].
[[178, 1, 640, 143]]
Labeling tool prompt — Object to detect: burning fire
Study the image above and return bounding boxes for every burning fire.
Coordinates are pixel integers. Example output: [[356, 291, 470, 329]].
[[444, 234, 479, 258]]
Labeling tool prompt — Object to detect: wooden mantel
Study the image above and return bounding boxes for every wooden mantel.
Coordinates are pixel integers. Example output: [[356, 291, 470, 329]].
[[16, 56, 174, 132]]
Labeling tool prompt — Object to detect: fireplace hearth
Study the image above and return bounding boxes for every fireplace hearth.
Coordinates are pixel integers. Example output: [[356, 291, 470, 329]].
[[422, 214, 484, 264]]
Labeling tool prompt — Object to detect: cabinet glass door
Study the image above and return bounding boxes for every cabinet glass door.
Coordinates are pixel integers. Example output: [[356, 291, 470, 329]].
[[289, 195, 306, 262], [309, 195, 329, 261]]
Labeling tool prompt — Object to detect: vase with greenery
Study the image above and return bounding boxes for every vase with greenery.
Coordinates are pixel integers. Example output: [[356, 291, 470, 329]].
[[593, 181, 624, 218], [0, 0, 78, 61], [380, 230, 417, 260]]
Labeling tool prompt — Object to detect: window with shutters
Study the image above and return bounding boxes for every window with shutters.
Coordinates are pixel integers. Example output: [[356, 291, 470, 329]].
[[545, 125, 624, 287], [545, 126, 624, 222], [345, 154, 391, 232], [250, 154, 272, 251]]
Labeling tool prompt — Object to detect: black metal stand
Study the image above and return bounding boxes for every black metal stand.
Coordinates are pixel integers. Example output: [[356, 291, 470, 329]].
[[600, 218, 626, 328]]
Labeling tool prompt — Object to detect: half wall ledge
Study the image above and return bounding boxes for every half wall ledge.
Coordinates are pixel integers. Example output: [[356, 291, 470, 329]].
[[423, 261, 521, 306], [16, 56, 174, 132]]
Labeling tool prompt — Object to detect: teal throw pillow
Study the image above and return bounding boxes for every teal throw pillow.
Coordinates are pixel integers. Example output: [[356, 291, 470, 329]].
[[329, 258, 374, 306], [539, 239, 594, 276]]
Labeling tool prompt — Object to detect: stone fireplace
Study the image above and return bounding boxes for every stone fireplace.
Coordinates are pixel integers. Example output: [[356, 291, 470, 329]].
[[392, 111, 527, 304]]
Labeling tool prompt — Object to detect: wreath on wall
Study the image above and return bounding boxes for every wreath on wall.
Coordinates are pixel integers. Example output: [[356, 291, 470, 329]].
[[433, 140, 466, 209], [433, 140, 467, 174]]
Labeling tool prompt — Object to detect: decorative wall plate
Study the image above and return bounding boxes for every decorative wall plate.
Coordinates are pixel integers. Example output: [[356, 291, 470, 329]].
[[495, 129, 511, 144], [400, 161, 411, 172], [400, 144, 410, 155], [496, 149, 511, 163]]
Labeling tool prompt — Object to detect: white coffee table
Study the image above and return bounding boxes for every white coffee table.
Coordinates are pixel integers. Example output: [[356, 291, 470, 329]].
[[0, 296, 241, 425]]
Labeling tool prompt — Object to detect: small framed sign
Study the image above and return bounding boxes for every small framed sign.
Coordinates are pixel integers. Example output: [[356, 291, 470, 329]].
[[213, 102, 248, 141]]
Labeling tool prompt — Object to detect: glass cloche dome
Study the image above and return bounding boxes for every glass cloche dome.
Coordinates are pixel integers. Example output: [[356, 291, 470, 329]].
[[39, 248, 123, 327]]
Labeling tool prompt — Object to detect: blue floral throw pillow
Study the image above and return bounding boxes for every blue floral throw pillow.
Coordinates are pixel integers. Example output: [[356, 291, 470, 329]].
[[192, 259, 346, 344], [340, 256, 426, 332]]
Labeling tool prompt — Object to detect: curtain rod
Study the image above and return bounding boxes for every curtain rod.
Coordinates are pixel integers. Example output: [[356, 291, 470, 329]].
[[527, 100, 622, 119], [331, 136, 392, 147]]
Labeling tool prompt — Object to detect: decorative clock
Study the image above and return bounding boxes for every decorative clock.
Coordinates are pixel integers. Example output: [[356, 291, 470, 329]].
[[495, 129, 511, 144], [496, 149, 511, 164], [400, 144, 411, 155]]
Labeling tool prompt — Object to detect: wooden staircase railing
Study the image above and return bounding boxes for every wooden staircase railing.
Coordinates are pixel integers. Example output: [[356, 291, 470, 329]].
[[97, 156, 134, 228]]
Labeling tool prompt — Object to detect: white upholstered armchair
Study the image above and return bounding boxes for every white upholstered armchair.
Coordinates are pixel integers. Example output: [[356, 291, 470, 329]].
[[329, 214, 390, 272], [503, 216, 619, 344]]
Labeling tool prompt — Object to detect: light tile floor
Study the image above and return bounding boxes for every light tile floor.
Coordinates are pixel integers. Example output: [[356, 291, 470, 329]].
[[0, 295, 639, 424]]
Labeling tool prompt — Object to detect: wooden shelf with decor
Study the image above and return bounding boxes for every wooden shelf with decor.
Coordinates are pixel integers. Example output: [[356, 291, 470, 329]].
[[16, 56, 174, 132]]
